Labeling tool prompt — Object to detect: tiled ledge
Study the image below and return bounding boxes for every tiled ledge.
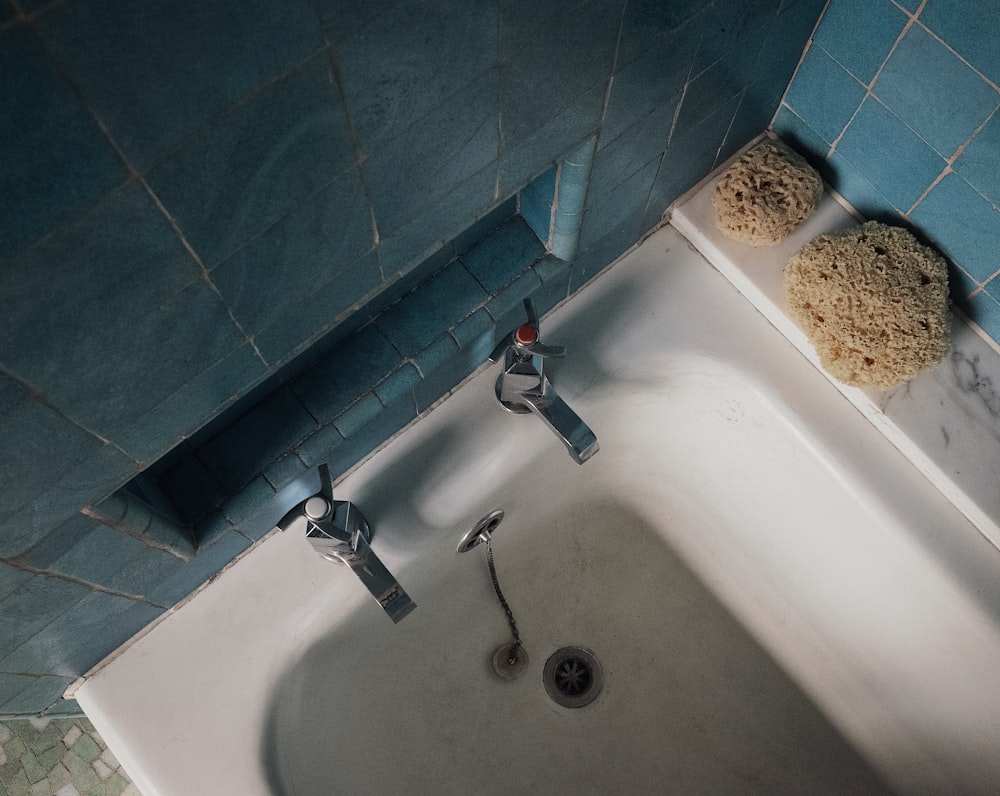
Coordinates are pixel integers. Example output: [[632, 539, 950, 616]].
[[154, 211, 574, 548], [671, 138, 1000, 552]]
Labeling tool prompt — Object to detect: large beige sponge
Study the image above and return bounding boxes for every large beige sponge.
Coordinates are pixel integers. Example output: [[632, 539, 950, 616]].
[[784, 221, 950, 389], [713, 139, 822, 245]]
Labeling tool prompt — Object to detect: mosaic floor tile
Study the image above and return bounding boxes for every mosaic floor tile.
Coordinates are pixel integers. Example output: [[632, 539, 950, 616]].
[[0, 717, 140, 795]]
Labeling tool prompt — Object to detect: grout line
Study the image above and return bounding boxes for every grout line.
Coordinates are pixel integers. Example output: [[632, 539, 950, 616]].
[[0, 556, 170, 608]]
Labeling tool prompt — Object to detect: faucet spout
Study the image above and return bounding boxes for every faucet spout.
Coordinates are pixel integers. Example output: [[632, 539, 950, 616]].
[[519, 377, 600, 464], [490, 299, 599, 464], [280, 464, 416, 623]]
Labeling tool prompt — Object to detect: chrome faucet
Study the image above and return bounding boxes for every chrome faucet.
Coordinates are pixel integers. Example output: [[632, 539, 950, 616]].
[[277, 464, 416, 623], [488, 299, 599, 464]]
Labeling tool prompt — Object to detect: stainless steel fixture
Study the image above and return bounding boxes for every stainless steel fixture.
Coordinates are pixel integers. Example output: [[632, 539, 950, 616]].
[[277, 464, 416, 623], [488, 299, 599, 464]]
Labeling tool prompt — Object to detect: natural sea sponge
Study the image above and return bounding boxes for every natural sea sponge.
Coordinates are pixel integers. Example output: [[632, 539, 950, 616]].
[[713, 139, 823, 245], [784, 221, 950, 389]]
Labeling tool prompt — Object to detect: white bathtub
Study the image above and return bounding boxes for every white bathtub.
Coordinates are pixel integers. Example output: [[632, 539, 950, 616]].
[[78, 190, 1000, 794]]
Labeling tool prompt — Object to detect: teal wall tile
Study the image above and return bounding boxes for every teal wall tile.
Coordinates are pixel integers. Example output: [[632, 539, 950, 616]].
[[0, 576, 90, 654], [36, 0, 324, 169], [0, 674, 74, 715], [517, 165, 557, 246], [0, 591, 163, 677], [783, 45, 867, 145], [462, 216, 546, 292], [375, 262, 487, 355], [779, 0, 1000, 349], [147, 53, 356, 270], [812, 0, 906, 83], [0, 0, 825, 713], [292, 326, 400, 424], [197, 388, 317, 494], [920, 0, 1000, 86], [0, 183, 251, 462], [834, 98, 946, 212], [874, 24, 997, 158], [0, 564, 32, 603], [0, 25, 125, 264], [144, 531, 251, 608]]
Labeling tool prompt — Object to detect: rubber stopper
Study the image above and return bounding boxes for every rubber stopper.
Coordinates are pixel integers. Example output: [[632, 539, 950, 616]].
[[515, 324, 538, 345]]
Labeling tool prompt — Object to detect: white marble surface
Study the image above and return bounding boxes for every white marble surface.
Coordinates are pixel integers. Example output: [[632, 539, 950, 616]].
[[671, 142, 1000, 553]]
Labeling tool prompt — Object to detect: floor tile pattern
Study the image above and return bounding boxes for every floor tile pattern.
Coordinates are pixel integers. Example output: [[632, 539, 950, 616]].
[[0, 717, 139, 796]]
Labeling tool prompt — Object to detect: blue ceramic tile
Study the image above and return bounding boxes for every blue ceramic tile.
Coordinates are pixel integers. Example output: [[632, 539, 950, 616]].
[[616, 0, 705, 69], [147, 55, 355, 270], [292, 325, 401, 423], [499, 0, 618, 150], [219, 475, 278, 539], [374, 365, 421, 407], [675, 24, 768, 139], [22, 513, 183, 599], [497, 85, 607, 198], [363, 70, 498, 238], [953, 111, 1000, 206], [824, 151, 897, 222], [119, 342, 267, 464], [484, 270, 544, 336], [921, 0, 1000, 86], [750, 0, 828, 103], [783, 45, 867, 145], [263, 454, 309, 491], [602, 13, 702, 144], [37, 0, 323, 169], [336, 0, 497, 150], [462, 217, 546, 293], [985, 277, 1000, 304], [910, 172, 1000, 283], [412, 338, 474, 414], [324, 391, 416, 473], [960, 290, 1000, 346], [375, 261, 487, 356], [255, 250, 383, 366], [694, 0, 781, 75], [0, 375, 112, 555], [835, 98, 946, 212], [591, 96, 678, 200], [0, 575, 89, 653], [453, 198, 518, 255], [312, 0, 404, 43], [530, 256, 572, 317], [209, 168, 374, 350], [0, 563, 32, 603], [519, 166, 557, 245], [294, 423, 345, 469], [580, 156, 660, 259], [813, 0, 907, 83], [0, 183, 250, 448], [0, 674, 75, 715], [450, 309, 496, 365], [376, 163, 498, 277], [0, 26, 125, 264], [1, 590, 163, 677], [333, 393, 383, 438], [197, 387, 317, 494], [947, 262, 979, 301], [771, 106, 833, 165], [145, 530, 251, 607], [193, 511, 234, 549], [874, 24, 998, 157]]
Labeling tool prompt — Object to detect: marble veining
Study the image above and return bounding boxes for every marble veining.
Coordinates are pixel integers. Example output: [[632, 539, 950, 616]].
[[672, 136, 1000, 552]]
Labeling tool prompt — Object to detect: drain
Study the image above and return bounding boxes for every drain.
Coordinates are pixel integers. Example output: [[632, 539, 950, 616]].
[[543, 647, 604, 708], [492, 643, 529, 680]]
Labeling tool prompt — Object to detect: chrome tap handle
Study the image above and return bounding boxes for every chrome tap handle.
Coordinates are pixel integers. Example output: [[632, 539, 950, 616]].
[[488, 298, 566, 363]]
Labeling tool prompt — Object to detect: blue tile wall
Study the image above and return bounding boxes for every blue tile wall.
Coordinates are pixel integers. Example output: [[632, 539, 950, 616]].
[[774, 0, 1000, 349], [0, 0, 822, 714]]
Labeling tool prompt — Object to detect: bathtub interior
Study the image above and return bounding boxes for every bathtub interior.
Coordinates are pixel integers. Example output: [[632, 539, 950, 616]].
[[74, 150, 1000, 796]]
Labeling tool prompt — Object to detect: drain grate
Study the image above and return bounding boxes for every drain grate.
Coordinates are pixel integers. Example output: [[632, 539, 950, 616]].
[[543, 647, 604, 708]]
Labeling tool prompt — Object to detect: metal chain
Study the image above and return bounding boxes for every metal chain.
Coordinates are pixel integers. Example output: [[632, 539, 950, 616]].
[[485, 534, 522, 659]]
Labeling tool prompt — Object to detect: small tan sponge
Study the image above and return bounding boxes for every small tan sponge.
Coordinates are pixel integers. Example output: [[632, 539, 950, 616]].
[[785, 221, 950, 389], [713, 139, 822, 245]]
